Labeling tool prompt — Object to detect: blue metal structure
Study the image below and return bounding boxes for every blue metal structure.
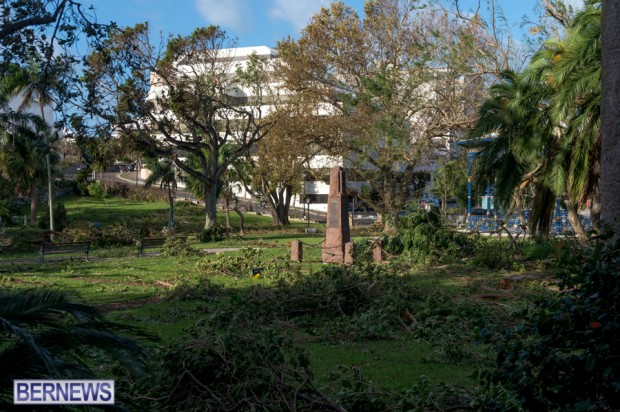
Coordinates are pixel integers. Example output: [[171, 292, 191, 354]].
[[456, 138, 495, 223]]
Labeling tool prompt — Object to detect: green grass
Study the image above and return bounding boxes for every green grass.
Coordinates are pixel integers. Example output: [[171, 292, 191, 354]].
[[303, 339, 480, 389], [0, 193, 538, 395]]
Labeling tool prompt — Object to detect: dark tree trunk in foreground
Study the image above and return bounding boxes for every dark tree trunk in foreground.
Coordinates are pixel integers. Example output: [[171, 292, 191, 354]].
[[601, 0, 620, 237]]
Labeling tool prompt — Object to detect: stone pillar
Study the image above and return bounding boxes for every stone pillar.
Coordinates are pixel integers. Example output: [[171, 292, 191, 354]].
[[372, 239, 383, 263], [291, 240, 303, 262], [322, 166, 351, 263]]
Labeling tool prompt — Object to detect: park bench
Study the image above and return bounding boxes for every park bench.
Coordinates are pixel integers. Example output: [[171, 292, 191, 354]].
[[137, 237, 187, 257], [137, 238, 166, 257], [39, 241, 91, 264]]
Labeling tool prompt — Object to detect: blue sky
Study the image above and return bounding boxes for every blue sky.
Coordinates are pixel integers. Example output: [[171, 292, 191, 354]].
[[90, 0, 583, 48]]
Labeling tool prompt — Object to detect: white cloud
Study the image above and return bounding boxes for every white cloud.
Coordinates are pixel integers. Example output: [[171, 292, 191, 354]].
[[269, 0, 329, 32], [194, 0, 249, 32]]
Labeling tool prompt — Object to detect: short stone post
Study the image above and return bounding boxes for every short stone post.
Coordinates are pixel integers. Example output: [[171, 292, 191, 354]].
[[291, 240, 303, 262], [372, 239, 383, 263]]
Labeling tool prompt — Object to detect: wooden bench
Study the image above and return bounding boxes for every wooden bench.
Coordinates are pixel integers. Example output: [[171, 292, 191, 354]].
[[137, 238, 166, 257], [39, 241, 91, 264]]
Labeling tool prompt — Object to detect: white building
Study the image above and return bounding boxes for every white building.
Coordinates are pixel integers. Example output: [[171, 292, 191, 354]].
[[146, 45, 457, 214]]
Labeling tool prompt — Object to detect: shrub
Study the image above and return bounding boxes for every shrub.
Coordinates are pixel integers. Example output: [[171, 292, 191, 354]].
[[136, 326, 334, 411], [197, 224, 228, 242], [38, 202, 68, 232], [161, 235, 195, 257], [87, 181, 106, 199], [480, 240, 620, 410]]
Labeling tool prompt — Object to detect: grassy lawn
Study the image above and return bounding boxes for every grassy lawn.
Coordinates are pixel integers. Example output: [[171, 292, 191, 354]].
[[0, 194, 542, 400]]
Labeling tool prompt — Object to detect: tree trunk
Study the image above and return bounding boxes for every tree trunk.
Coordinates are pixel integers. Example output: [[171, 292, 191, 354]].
[[601, 0, 620, 238], [565, 200, 587, 244], [203, 184, 218, 230], [30, 180, 38, 226], [39, 104, 54, 235], [268, 187, 291, 226], [224, 195, 231, 229], [383, 210, 399, 235], [168, 185, 175, 233], [234, 209, 245, 236]]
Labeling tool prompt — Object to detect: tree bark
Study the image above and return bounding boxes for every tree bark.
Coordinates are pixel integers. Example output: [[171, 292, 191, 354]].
[[601, 0, 620, 238], [383, 211, 399, 235], [39, 103, 54, 235], [30, 180, 38, 226], [565, 200, 587, 244], [167, 185, 175, 232], [268, 186, 292, 226], [224, 195, 231, 229], [234, 209, 245, 236], [203, 183, 219, 230]]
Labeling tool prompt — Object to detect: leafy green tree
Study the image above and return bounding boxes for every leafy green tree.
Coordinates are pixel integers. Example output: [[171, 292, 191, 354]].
[[472, 1, 601, 242], [4, 59, 59, 232], [472, 70, 558, 236], [242, 108, 314, 226], [0, 84, 50, 226], [277, 0, 501, 233], [0, 0, 111, 64], [431, 159, 468, 215], [81, 25, 278, 230]]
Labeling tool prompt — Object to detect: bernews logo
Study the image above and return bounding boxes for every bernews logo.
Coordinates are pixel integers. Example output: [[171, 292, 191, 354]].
[[14, 380, 115, 405]]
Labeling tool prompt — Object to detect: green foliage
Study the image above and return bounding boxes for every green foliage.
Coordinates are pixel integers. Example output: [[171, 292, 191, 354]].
[[197, 224, 228, 242], [397, 208, 475, 264], [480, 240, 620, 411], [410, 291, 494, 364], [134, 325, 329, 411], [0, 199, 10, 221], [87, 181, 106, 199], [0, 289, 150, 409], [195, 247, 297, 279], [65, 223, 139, 248], [329, 367, 474, 412], [161, 235, 195, 257], [38, 202, 68, 231], [471, 238, 516, 270]]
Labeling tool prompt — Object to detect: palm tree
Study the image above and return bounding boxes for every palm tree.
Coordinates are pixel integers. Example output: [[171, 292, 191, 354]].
[[528, 0, 602, 235], [0, 289, 149, 409], [0, 123, 49, 225], [144, 157, 177, 232], [601, 0, 620, 237], [0, 88, 51, 225], [3, 59, 57, 231], [472, 70, 558, 236], [472, 1, 602, 242]]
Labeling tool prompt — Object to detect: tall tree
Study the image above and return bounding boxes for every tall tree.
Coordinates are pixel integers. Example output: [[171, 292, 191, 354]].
[[277, 0, 500, 233], [5, 59, 58, 232], [601, 0, 620, 237], [472, 1, 602, 242], [0, 116, 49, 225], [82, 25, 279, 230], [243, 107, 315, 226], [431, 158, 468, 215]]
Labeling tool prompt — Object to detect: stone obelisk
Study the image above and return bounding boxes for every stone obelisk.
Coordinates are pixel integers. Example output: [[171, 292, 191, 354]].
[[322, 166, 351, 263]]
